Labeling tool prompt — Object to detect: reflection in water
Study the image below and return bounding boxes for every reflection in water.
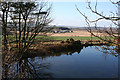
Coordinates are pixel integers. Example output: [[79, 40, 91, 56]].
[[31, 46, 118, 78], [2, 45, 118, 78], [2, 52, 53, 79], [2, 46, 83, 79], [95, 45, 119, 57]]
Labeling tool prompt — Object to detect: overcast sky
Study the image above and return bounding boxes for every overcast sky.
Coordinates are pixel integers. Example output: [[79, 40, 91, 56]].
[[49, 1, 118, 27]]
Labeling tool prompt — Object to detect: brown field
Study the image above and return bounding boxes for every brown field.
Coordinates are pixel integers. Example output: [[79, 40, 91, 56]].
[[9, 29, 110, 37], [50, 30, 102, 37]]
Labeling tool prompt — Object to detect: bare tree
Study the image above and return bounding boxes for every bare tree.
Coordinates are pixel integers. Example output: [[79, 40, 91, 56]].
[[0, 2, 11, 50], [76, 1, 120, 45], [1, 1, 53, 79], [0, 1, 53, 53]]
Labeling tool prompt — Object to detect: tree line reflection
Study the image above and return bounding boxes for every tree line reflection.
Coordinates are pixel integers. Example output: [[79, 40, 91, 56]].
[[95, 45, 120, 57], [2, 45, 119, 79]]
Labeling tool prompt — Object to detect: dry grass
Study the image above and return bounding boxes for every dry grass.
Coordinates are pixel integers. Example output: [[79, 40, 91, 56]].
[[50, 30, 102, 37]]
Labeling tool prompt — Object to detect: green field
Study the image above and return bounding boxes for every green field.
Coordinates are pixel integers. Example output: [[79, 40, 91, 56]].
[[4, 35, 114, 42], [35, 36, 100, 41]]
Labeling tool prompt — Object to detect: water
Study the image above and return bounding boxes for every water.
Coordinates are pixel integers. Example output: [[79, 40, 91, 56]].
[[28, 46, 118, 78]]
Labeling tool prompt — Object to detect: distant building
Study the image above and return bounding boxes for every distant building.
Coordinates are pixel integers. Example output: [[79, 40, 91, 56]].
[[51, 27, 73, 33]]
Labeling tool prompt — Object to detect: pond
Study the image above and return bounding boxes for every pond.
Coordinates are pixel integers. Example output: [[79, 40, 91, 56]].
[[2, 46, 118, 79], [28, 46, 118, 78]]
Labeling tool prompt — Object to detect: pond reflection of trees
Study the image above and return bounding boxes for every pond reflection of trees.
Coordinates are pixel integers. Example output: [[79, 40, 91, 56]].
[[38, 46, 83, 58], [2, 52, 53, 79], [95, 45, 120, 57], [2, 46, 83, 79], [3, 45, 119, 79]]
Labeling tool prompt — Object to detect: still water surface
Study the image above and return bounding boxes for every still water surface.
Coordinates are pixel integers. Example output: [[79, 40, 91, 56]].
[[28, 46, 118, 78]]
